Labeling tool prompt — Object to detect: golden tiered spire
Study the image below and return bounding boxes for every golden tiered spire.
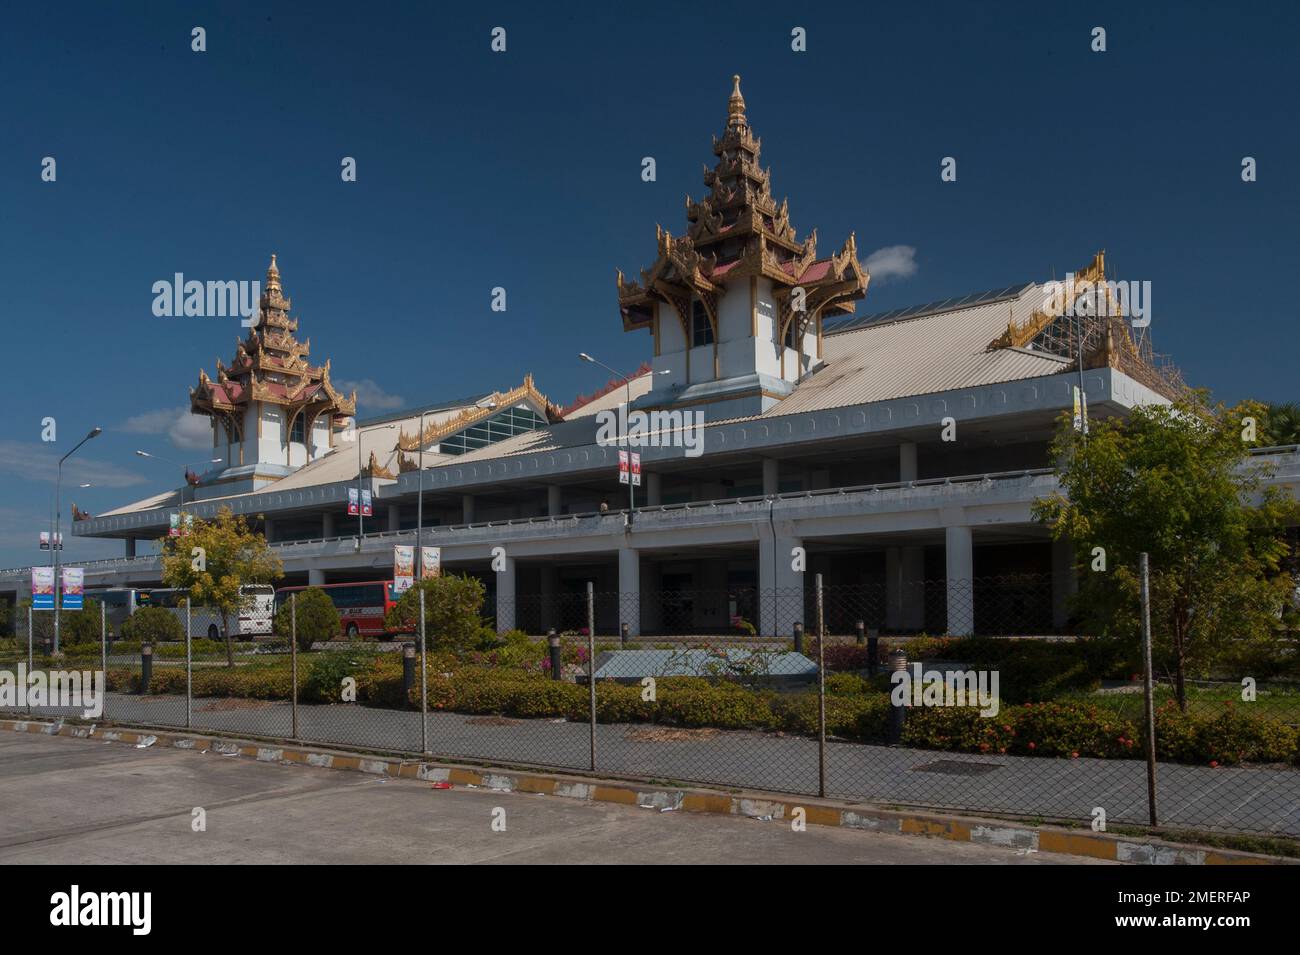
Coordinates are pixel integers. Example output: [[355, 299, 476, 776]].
[[265, 253, 281, 294], [727, 74, 746, 129]]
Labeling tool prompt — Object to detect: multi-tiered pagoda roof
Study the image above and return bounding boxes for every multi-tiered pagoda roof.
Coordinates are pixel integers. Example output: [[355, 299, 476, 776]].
[[617, 75, 869, 346], [190, 255, 356, 448]]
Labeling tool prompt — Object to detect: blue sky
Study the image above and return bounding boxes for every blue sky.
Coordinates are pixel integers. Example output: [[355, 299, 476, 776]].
[[1, 0, 1297, 569]]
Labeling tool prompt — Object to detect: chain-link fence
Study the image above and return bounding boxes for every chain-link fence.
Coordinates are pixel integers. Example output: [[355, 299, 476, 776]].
[[2, 573, 1298, 840]]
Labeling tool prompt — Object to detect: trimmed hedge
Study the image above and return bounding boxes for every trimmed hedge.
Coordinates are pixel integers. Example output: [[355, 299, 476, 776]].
[[98, 651, 1300, 767]]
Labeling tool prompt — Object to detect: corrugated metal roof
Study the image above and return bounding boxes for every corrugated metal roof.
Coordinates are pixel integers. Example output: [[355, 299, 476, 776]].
[[767, 283, 1067, 416]]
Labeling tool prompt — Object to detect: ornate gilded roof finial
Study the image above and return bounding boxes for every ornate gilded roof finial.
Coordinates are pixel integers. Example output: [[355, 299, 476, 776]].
[[728, 74, 746, 130], [266, 253, 281, 293]]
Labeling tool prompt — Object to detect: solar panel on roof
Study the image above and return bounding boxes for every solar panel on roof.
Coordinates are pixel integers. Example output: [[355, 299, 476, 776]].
[[825, 282, 1033, 334]]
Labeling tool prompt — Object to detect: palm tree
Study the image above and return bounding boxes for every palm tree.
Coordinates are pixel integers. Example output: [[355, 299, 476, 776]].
[[1262, 402, 1300, 447]]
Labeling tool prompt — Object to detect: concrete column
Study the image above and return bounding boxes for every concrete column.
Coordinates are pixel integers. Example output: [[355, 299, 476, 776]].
[[759, 526, 803, 637], [308, 568, 326, 586], [462, 494, 475, 524], [945, 525, 974, 636], [762, 458, 779, 495], [885, 546, 926, 631], [262, 519, 275, 543], [124, 538, 136, 559], [1052, 537, 1078, 630], [618, 545, 641, 637], [387, 505, 400, 532], [546, 485, 562, 517], [495, 555, 515, 634], [645, 472, 662, 507], [539, 564, 558, 631], [640, 558, 661, 632], [899, 441, 918, 482], [322, 512, 335, 539]]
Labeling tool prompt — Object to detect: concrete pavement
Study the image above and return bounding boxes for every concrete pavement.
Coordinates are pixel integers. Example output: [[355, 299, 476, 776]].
[[10, 691, 1298, 836], [0, 731, 1107, 865]]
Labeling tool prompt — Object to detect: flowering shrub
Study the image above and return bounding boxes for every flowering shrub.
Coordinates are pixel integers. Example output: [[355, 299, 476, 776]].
[[730, 615, 757, 636]]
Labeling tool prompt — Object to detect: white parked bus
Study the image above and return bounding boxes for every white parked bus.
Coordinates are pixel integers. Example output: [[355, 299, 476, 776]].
[[97, 585, 276, 639]]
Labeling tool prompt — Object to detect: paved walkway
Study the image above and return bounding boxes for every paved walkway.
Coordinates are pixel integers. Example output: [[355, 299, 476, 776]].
[[7, 693, 1299, 836], [0, 732, 1096, 864]]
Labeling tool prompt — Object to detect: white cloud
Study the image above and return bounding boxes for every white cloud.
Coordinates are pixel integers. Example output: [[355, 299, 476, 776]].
[[0, 441, 145, 489], [119, 406, 212, 451], [337, 379, 405, 412], [863, 244, 919, 284]]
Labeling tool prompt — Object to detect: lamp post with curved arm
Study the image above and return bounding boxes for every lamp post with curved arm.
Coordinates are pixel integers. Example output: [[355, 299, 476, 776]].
[[53, 426, 102, 653]]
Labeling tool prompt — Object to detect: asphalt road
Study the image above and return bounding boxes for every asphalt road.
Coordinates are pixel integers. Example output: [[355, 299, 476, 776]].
[[0, 732, 1106, 865]]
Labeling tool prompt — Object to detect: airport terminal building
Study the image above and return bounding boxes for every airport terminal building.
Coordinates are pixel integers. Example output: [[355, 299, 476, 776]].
[[8, 78, 1293, 639]]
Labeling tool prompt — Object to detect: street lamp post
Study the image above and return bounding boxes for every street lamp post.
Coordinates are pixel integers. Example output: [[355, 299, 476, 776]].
[[415, 411, 426, 577], [354, 423, 397, 552], [53, 426, 102, 653], [578, 355, 668, 524], [414, 397, 494, 574], [136, 451, 222, 507]]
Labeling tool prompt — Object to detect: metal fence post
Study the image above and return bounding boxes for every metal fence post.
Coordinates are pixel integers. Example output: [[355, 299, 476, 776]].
[[793, 621, 804, 654], [100, 600, 107, 719], [587, 581, 596, 772], [419, 587, 428, 755], [1140, 552, 1158, 826], [27, 605, 33, 714], [816, 573, 826, 799], [290, 592, 299, 740], [185, 596, 192, 730]]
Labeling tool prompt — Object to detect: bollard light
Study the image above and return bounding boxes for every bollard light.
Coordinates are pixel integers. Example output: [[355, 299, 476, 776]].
[[548, 629, 562, 681]]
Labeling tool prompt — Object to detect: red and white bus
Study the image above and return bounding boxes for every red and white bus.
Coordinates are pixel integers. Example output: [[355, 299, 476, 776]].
[[275, 580, 404, 639]]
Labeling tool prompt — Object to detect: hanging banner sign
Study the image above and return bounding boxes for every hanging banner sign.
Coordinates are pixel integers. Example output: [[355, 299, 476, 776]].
[[347, 487, 360, 516], [169, 513, 181, 537], [38, 532, 63, 550], [62, 567, 84, 611], [630, 451, 642, 487], [393, 545, 414, 593], [31, 567, 55, 610], [361, 489, 373, 518], [421, 546, 441, 579], [618, 450, 629, 485], [1072, 386, 1089, 434]]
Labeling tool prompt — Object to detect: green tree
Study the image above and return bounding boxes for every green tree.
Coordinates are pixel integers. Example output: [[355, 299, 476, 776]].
[[159, 506, 283, 666], [274, 587, 340, 651], [121, 605, 184, 643], [59, 597, 103, 646], [1033, 398, 1299, 707], [1261, 401, 1300, 447], [384, 574, 486, 651]]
